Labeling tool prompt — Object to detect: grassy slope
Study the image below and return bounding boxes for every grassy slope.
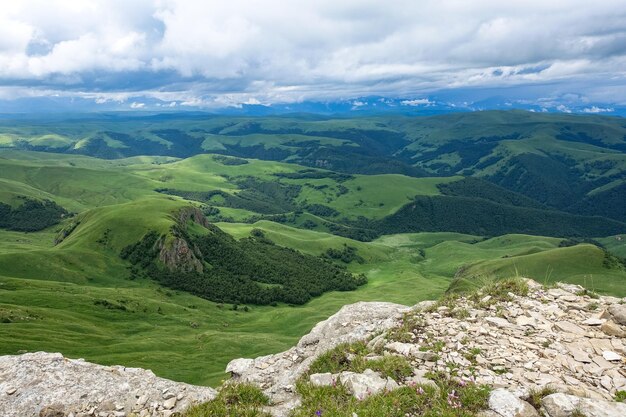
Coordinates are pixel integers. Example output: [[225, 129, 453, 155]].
[[455, 244, 626, 295], [1, 149, 626, 387]]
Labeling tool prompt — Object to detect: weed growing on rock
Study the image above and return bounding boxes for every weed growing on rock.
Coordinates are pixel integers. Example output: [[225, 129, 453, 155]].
[[307, 341, 368, 375], [387, 313, 426, 343], [181, 383, 271, 417], [306, 341, 412, 381], [468, 277, 529, 306], [366, 355, 413, 380], [527, 386, 556, 410], [292, 371, 489, 417]]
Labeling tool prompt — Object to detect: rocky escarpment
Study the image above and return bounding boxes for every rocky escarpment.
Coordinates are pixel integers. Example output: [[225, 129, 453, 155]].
[[1, 279, 625, 417], [227, 279, 626, 416], [0, 353, 216, 417], [226, 301, 409, 415], [158, 207, 209, 273]]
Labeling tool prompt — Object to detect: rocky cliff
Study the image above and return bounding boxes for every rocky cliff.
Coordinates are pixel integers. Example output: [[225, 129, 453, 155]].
[[1, 278, 625, 417]]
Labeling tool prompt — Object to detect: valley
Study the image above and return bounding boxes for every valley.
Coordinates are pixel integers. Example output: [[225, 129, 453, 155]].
[[0, 111, 625, 386]]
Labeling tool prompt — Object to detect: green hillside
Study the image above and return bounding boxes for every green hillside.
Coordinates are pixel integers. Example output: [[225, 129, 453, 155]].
[[2, 110, 625, 223], [1, 111, 626, 387]]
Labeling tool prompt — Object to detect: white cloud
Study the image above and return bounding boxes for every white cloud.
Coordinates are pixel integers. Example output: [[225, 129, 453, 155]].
[[401, 98, 432, 106], [582, 106, 614, 113], [0, 0, 624, 105], [130, 101, 145, 108], [556, 104, 572, 113]]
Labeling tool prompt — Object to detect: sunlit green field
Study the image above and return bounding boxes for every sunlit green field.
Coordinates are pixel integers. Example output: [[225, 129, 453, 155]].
[[1, 148, 625, 387]]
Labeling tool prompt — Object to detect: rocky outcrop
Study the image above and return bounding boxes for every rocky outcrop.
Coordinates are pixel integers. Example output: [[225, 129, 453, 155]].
[[1, 279, 625, 417], [487, 388, 539, 417], [541, 393, 626, 417], [157, 207, 208, 273], [226, 301, 408, 414], [227, 279, 626, 416], [157, 236, 204, 273], [0, 352, 216, 417], [174, 206, 210, 229], [378, 280, 626, 401]]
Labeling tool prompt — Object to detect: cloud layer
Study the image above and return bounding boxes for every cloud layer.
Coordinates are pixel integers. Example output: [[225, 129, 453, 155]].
[[1, 0, 625, 108]]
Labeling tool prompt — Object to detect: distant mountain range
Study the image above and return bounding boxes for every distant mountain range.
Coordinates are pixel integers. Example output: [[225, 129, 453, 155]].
[[1, 95, 625, 117]]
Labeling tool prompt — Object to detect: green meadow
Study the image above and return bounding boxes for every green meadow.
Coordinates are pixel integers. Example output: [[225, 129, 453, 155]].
[[1, 143, 625, 387]]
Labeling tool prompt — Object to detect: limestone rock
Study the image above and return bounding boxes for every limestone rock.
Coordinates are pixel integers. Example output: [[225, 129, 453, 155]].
[[339, 369, 397, 399], [554, 321, 586, 335], [0, 352, 216, 417], [542, 393, 626, 417], [385, 341, 415, 356], [602, 351, 622, 361], [309, 373, 335, 387], [3, 278, 626, 417], [600, 320, 626, 337], [488, 388, 539, 417], [485, 317, 512, 328], [38, 404, 65, 417], [225, 301, 406, 409], [607, 305, 626, 325], [582, 318, 605, 326], [226, 358, 254, 376]]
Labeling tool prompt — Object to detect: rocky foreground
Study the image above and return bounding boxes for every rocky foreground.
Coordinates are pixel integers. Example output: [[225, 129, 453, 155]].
[[1, 279, 625, 417]]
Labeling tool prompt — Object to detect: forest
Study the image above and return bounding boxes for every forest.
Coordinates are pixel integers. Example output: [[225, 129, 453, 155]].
[[0, 197, 68, 232], [121, 225, 367, 305]]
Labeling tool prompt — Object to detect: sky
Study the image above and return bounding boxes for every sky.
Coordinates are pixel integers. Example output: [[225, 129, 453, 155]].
[[1, 0, 626, 112]]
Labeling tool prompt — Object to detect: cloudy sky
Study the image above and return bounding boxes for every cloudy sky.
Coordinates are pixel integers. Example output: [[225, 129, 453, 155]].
[[1, 0, 626, 111]]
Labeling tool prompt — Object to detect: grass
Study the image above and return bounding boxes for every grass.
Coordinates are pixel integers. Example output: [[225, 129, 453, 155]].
[[295, 174, 460, 220], [2, 223, 624, 385], [292, 369, 490, 417], [306, 341, 412, 381], [1, 149, 626, 388], [527, 386, 557, 410], [181, 383, 271, 417], [614, 391, 626, 402], [292, 337, 489, 416]]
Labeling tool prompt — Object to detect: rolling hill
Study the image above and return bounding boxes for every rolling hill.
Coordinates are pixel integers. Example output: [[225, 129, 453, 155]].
[[1, 110, 625, 386]]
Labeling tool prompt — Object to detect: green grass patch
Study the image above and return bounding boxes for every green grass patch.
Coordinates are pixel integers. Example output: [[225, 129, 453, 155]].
[[292, 371, 490, 417], [181, 383, 271, 417]]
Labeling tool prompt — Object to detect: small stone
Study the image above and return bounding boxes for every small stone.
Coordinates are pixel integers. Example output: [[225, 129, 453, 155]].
[[385, 341, 414, 356], [608, 304, 626, 325], [581, 318, 605, 326], [38, 404, 65, 417], [488, 388, 539, 417], [516, 316, 537, 327], [5, 388, 16, 395], [309, 373, 335, 387], [225, 358, 254, 376], [602, 350, 622, 361], [163, 397, 177, 409], [339, 369, 397, 399], [414, 351, 439, 361], [554, 321, 586, 335], [542, 393, 626, 417], [485, 317, 512, 328], [567, 347, 591, 363], [600, 320, 626, 337]]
